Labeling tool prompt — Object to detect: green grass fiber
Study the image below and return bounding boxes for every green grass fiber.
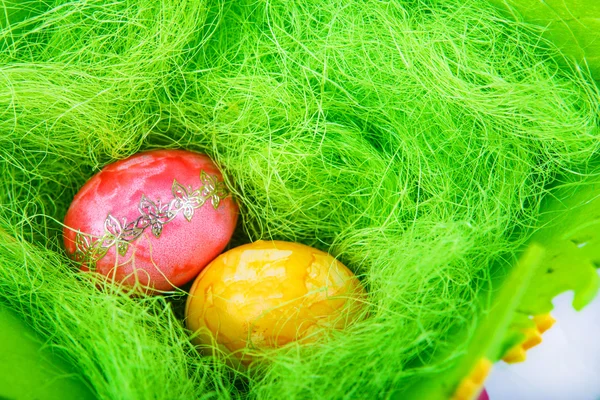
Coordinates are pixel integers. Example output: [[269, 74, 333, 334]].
[[0, 0, 599, 398]]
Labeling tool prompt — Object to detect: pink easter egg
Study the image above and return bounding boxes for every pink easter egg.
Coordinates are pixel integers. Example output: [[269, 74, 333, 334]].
[[63, 149, 238, 292]]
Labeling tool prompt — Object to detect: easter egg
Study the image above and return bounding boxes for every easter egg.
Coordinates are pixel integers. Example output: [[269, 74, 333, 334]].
[[63, 149, 238, 291], [478, 389, 489, 400], [185, 240, 366, 363]]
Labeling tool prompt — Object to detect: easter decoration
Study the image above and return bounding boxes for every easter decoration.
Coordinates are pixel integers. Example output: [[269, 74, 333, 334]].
[[406, 173, 600, 399], [185, 241, 366, 365], [1, 0, 600, 399], [63, 149, 238, 291]]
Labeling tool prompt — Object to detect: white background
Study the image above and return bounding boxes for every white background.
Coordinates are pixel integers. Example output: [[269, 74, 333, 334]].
[[486, 271, 600, 400]]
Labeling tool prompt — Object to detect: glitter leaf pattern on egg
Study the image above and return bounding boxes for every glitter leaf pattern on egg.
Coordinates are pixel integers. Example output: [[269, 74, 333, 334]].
[[70, 170, 230, 271]]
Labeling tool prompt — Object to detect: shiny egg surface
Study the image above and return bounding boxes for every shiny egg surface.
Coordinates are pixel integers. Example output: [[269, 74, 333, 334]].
[[185, 240, 365, 362], [63, 149, 238, 291]]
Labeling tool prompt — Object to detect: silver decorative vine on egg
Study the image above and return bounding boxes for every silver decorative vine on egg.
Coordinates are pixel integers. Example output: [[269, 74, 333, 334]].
[[70, 171, 229, 270]]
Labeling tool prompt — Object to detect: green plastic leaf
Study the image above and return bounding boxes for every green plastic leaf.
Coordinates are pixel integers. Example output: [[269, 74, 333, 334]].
[[0, 302, 95, 400], [398, 175, 600, 398], [487, 0, 600, 81], [398, 244, 545, 399], [519, 177, 600, 313]]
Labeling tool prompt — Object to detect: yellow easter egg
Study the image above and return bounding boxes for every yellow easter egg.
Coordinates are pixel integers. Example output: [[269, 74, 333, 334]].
[[185, 240, 365, 364]]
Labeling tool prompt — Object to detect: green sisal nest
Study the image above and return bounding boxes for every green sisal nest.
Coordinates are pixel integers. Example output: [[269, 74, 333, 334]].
[[0, 0, 599, 399]]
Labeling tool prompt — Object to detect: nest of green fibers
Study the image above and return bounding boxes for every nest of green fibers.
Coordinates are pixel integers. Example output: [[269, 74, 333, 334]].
[[0, 0, 599, 398]]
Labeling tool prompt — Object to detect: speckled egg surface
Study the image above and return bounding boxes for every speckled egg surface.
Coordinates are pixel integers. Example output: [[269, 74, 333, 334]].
[[63, 149, 238, 291]]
